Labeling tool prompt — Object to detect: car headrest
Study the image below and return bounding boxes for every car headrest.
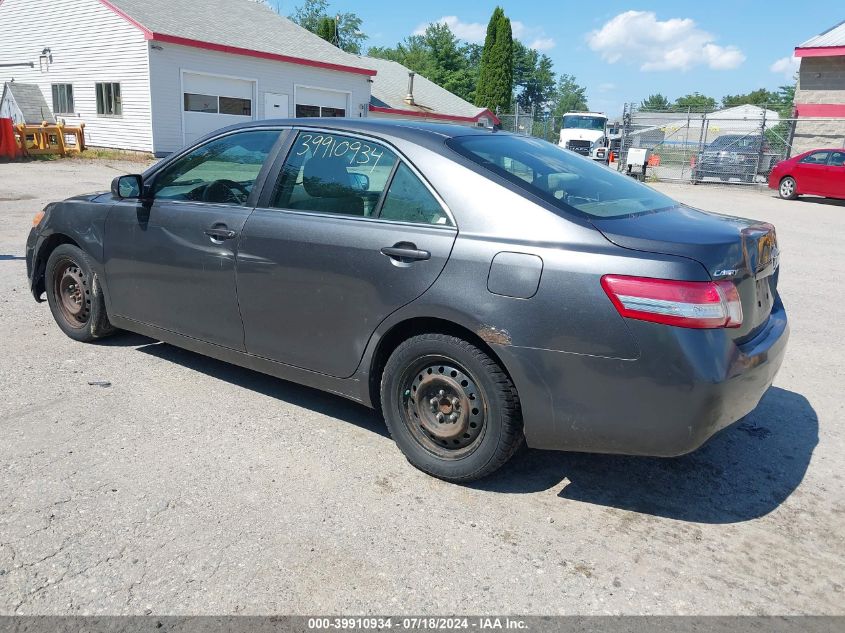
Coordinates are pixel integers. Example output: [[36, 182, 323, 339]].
[[302, 155, 354, 198]]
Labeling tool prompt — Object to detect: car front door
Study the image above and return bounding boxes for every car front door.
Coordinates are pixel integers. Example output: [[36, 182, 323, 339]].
[[822, 150, 845, 198], [104, 129, 283, 349], [795, 151, 830, 194], [236, 129, 457, 377]]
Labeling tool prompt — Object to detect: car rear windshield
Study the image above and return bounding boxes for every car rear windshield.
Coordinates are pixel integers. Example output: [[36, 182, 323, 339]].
[[446, 134, 676, 219]]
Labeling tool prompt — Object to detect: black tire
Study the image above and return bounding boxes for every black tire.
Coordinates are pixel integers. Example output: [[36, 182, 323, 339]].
[[380, 333, 523, 482], [45, 244, 115, 342], [778, 176, 798, 200]]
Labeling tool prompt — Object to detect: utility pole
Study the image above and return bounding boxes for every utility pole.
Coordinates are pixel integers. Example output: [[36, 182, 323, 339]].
[[333, 14, 341, 48]]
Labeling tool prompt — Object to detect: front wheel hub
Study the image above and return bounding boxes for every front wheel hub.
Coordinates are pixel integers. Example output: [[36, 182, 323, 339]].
[[403, 362, 485, 451], [54, 261, 90, 326]]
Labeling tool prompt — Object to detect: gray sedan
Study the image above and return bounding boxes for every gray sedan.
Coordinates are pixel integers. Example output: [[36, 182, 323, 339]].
[[26, 120, 788, 482]]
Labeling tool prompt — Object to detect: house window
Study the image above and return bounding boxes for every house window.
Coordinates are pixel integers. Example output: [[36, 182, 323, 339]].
[[95, 82, 122, 116], [295, 104, 346, 118], [51, 84, 74, 114]]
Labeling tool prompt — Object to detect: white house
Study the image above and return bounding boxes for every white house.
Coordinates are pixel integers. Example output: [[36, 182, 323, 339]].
[[364, 56, 498, 128], [0, 0, 376, 155]]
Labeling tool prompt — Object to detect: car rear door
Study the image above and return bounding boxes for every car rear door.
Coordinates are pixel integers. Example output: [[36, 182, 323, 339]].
[[104, 128, 283, 350], [236, 129, 457, 378]]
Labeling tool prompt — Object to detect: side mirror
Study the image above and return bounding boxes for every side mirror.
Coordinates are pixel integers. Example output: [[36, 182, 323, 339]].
[[349, 172, 370, 192], [111, 174, 143, 199]]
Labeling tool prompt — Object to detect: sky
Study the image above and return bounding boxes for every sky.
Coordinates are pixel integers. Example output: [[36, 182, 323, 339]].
[[271, 0, 842, 116]]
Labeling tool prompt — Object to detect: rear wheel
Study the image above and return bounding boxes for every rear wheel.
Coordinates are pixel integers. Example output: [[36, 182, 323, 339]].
[[380, 333, 523, 482], [779, 176, 798, 200], [45, 244, 115, 342]]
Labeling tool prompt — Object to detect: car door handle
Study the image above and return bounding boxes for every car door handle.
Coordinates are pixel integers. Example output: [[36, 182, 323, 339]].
[[204, 227, 237, 240], [380, 245, 431, 261]]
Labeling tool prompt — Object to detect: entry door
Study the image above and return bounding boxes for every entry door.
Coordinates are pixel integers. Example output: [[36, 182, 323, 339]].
[[264, 92, 289, 119], [236, 130, 457, 378], [104, 129, 282, 349]]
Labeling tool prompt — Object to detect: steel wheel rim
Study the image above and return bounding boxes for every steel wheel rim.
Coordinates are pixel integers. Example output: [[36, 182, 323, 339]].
[[780, 179, 794, 197], [399, 356, 487, 459], [53, 258, 90, 328]]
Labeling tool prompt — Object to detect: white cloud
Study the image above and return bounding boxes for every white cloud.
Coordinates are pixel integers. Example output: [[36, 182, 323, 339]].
[[770, 55, 800, 79], [413, 16, 486, 42], [528, 37, 556, 52], [597, 82, 616, 93], [414, 15, 555, 51], [587, 11, 745, 71]]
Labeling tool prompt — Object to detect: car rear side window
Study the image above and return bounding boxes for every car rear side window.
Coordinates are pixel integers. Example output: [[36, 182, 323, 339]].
[[447, 134, 676, 219], [152, 130, 281, 205], [800, 151, 830, 165], [379, 163, 452, 226], [272, 132, 398, 217]]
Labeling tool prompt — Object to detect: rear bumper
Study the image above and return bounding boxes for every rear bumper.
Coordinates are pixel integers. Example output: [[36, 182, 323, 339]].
[[496, 299, 789, 456]]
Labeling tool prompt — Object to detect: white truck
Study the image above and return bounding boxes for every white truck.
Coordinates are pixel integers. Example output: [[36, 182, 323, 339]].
[[558, 112, 609, 164]]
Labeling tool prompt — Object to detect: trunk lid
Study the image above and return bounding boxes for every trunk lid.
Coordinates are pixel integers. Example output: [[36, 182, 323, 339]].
[[591, 205, 780, 341]]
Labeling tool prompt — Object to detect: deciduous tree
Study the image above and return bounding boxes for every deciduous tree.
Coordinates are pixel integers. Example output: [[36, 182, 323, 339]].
[[640, 93, 671, 111], [288, 0, 366, 54]]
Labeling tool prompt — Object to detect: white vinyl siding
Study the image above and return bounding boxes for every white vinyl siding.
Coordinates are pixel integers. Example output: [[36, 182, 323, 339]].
[[147, 42, 371, 154], [0, 0, 153, 151]]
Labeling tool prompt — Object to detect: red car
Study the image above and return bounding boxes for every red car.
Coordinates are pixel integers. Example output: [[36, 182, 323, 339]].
[[769, 148, 845, 200]]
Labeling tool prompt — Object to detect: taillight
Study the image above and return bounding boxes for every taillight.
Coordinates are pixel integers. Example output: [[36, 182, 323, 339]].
[[601, 275, 743, 329]]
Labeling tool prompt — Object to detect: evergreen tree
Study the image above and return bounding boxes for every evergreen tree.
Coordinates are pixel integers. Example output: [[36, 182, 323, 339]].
[[513, 41, 556, 112], [316, 16, 337, 45], [475, 7, 514, 112]]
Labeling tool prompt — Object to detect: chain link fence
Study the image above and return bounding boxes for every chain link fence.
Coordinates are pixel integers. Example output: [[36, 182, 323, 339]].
[[496, 103, 845, 187], [614, 103, 800, 185], [497, 108, 558, 143]]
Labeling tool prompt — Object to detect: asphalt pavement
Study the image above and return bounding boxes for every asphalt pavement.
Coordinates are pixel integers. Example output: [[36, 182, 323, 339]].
[[0, 159, 842, 615]]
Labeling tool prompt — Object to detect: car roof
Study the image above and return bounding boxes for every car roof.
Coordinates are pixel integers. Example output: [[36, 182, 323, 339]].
[[226, 117, 500, 150]]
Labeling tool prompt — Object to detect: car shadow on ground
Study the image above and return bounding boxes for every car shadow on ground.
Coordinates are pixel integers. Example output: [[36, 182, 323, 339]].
[[115, 335, 817, 523], [132, 340, 389, 439], [473, 387, 817, 523], [476, 387, 818, 523], [793, 196, 845, 208]]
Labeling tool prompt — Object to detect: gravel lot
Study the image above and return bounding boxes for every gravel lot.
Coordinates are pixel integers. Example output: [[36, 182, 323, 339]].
[[0, 159, 843, 615]]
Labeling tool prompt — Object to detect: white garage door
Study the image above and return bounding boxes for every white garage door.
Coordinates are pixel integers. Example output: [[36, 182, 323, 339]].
[[295, 87, 349, 118], [182, 73, 255, 145]]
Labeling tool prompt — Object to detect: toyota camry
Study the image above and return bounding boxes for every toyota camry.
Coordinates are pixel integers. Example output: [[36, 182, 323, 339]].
[[26, 119, 788, 482]]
